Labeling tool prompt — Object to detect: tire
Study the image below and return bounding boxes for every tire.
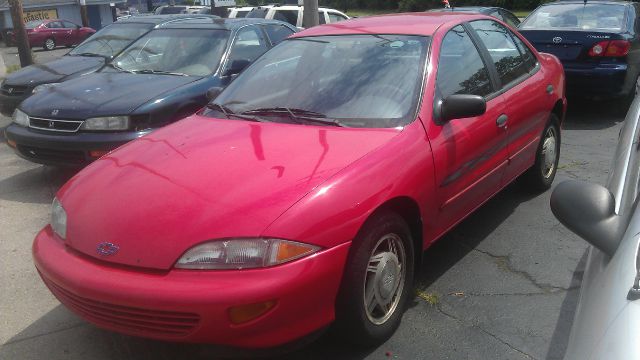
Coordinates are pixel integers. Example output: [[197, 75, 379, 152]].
[[333, 211, 415, 347], [43, 38, 55, 51], [519, 114, 561, 192]]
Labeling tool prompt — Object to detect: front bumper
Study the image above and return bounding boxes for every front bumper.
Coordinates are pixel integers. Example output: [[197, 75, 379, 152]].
[[564, 63, 633, 98], [4, 123, 149, 166], [33, 226, 350, 348]]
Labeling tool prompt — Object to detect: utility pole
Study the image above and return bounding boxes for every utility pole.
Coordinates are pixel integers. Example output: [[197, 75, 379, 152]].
[[302, 0, 318, 28], [79, 0, 89, 27], [8, 0, 33, 67]]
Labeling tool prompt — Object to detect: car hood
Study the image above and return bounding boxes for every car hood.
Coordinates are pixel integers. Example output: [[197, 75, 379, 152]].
[[19, 71, 200, 119], [5, 56, 104, 87], [57, 115, 401, 270]]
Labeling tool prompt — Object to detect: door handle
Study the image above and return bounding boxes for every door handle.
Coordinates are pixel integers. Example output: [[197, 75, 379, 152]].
[[496, 114, 508, 128]]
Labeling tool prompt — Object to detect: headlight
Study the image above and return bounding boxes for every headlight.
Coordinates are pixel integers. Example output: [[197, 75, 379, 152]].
[[12, 108, 29, 127], [81, 116, 130, 131], [51, 197, 67, 239], [175, 238, 320, 270], [32, 83, 58, 94]]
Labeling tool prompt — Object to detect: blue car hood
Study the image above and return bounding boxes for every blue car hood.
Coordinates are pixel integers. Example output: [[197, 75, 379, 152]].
[[19, 71, 200, 119], [5, 55, 104, 87]]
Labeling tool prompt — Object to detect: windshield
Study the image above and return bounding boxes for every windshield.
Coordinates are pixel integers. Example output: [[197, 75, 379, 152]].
[[112, 29, 229, 77], [205, 35, 428, 128], [69, 23, 153, 58], [521, 3, 627, 32], [25, 20, 44, 29]]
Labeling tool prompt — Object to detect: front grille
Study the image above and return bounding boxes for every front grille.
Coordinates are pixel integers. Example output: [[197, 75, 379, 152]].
[[1, 83, 30, 96], [29, 117, 83, 132], [41, 275, 200, 338], [17, 144, 86, 164]]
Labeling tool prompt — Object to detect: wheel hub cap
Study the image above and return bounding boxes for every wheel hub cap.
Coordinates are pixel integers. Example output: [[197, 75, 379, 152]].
[[541, 129, 557, 178]]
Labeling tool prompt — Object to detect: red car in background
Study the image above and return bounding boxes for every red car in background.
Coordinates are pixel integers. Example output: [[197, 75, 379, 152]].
[[11, 19, 95, 50], [33, 13, 565, 348]]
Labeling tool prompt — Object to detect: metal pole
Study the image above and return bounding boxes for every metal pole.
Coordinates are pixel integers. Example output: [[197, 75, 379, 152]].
[[302, 0, 318, 28], [79, 0, 90, 27], [8, 0, 33, 67]]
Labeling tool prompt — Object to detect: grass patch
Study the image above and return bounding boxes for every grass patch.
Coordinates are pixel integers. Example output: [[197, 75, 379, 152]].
[[6, 64, 20, 74], [416, 290, 439, 305]]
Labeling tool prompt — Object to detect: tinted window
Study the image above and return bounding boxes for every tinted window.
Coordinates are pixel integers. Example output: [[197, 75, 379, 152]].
[[501, 10, 521, 28], [328, 12, 347, 23], [262, 24, 294, 45], [521, 3, 627, 32], [47, 22, 63, 29], [436, 25, 492, 98], [63, 21, 78, 29], [236, 10, 250, 17], [510, 31, 537, 73], [228, 26, 269, 63], [246, 7, 269, 19], [209, 35, 429, 128], [318, 11, 326, 24], [273, 9, 298, 26], [470, 20, 529, 87], [69, 23, 154, 58]]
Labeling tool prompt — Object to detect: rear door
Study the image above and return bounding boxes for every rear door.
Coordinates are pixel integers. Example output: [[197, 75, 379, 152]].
[[46, 21, 65, 44], [428, 24, 508, 229], [62, 21, 79, 45], [468, 19, 550, 184]]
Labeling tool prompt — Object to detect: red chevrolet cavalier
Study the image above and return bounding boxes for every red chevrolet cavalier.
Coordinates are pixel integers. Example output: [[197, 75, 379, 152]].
[[33, 13, 565, 348]]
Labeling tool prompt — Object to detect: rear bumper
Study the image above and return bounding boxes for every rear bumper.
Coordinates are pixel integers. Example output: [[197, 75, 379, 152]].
[[564, 63, 634, 98], [33, 226, 350, 347], [4, 123, 149, 166]]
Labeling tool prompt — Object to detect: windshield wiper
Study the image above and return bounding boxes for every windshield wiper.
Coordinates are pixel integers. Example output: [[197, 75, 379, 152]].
[[107, 62, 134, 73], [133, 69, 189, 76], [206, 103, 266, 122], [242, 107, 346, 127], [71, 52, 108, 59]]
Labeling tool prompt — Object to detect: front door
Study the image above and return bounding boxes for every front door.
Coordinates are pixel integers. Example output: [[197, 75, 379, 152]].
[[427, 24, 509, 230], [87, 5, 102, 30]]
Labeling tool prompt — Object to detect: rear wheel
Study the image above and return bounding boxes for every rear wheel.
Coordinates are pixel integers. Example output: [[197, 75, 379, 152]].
[[519, 114, 560, 192], [43, 38, 55, 51], [334, 211, 415, 347]]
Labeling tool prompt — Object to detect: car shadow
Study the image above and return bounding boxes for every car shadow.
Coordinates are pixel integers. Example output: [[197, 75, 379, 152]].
[[544, 250, 587, 360], [0, 165, 76, 204], [563, 97, 627, 130]]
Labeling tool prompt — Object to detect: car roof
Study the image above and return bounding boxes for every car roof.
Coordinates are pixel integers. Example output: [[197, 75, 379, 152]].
[[429, 6, 496, 13], [117, 14, 219, 25], [293, 12, 490, 37], [158, 17, 292, 30], [252, 4, 341, 11]]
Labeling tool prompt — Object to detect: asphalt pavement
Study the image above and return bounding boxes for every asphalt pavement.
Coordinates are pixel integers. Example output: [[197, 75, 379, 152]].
[[0, 66, 624, 359]]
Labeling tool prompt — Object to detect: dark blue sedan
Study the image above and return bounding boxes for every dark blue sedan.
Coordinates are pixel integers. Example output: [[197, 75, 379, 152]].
[[520, 0, 639, 100], [4, 17, 296, 166]]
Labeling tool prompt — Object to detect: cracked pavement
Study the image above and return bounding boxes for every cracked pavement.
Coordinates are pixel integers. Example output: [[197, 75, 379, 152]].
[[0, 98, 623, 360]]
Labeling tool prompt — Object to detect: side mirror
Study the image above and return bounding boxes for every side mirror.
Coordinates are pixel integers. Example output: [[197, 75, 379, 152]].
[[223, 59, 251, 77], [439, 94, 486, 122], [550, 180, 623, 256], [206, 86, 224, 101]]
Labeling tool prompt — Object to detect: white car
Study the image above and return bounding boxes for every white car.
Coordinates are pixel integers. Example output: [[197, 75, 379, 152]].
[[154, 5, 207, 15], [227, 6, 254, 18], [551, 98, 640, 360], [246, 5, 349, 28]]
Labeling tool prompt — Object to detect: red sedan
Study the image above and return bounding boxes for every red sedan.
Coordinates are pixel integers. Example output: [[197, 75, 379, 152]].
[[13, 19, 95, 50], [33, 13, 565, 348]]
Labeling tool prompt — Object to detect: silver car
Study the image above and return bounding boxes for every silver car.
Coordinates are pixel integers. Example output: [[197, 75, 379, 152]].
[[551, 100, 640, 360]]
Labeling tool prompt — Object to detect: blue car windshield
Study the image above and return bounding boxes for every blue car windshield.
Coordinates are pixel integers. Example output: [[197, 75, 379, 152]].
[[69, 23, 154, 58], [112, 29, 229, 77], [206, 35, 429, 128], [521, 3, 627, 32]]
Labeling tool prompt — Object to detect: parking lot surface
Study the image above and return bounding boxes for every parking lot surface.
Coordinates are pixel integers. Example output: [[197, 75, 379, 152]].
[[0, 98, 624, 359]]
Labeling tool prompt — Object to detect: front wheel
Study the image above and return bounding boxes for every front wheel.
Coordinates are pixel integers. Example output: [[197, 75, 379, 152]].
[[43, 38, 55, 50], [519, 114, 561, 192], [333, 211, 415, 347]]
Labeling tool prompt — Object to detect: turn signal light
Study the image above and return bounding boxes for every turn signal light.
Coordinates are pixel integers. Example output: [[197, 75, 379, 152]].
[[228, 300, 277, 324], [589, 40, 630, 57], [6, 139, 16, 148]]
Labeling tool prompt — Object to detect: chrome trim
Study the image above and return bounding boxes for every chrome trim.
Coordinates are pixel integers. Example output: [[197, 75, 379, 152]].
[[28, 116, 83, 133]]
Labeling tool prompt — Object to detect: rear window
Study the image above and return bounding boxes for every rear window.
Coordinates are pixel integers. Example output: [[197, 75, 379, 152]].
[[247, 7, 269, 19], [155, 6, 187, 14], [521, 3, 627, 32]]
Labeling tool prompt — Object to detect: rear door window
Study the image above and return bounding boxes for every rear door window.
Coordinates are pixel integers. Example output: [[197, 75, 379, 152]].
[[470, 20, 530, 88], [437, 25, 493, 98], [273, 9, 299, 26], [318, 11, 326, 24], [328, 12, 348, 23], [246, 7, 269, 19], [63, 21, 78, 29], [262, 24, 294, 45]]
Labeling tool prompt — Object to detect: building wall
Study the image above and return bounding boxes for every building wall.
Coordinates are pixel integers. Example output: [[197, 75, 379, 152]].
[[1, 3, 115, 30]]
